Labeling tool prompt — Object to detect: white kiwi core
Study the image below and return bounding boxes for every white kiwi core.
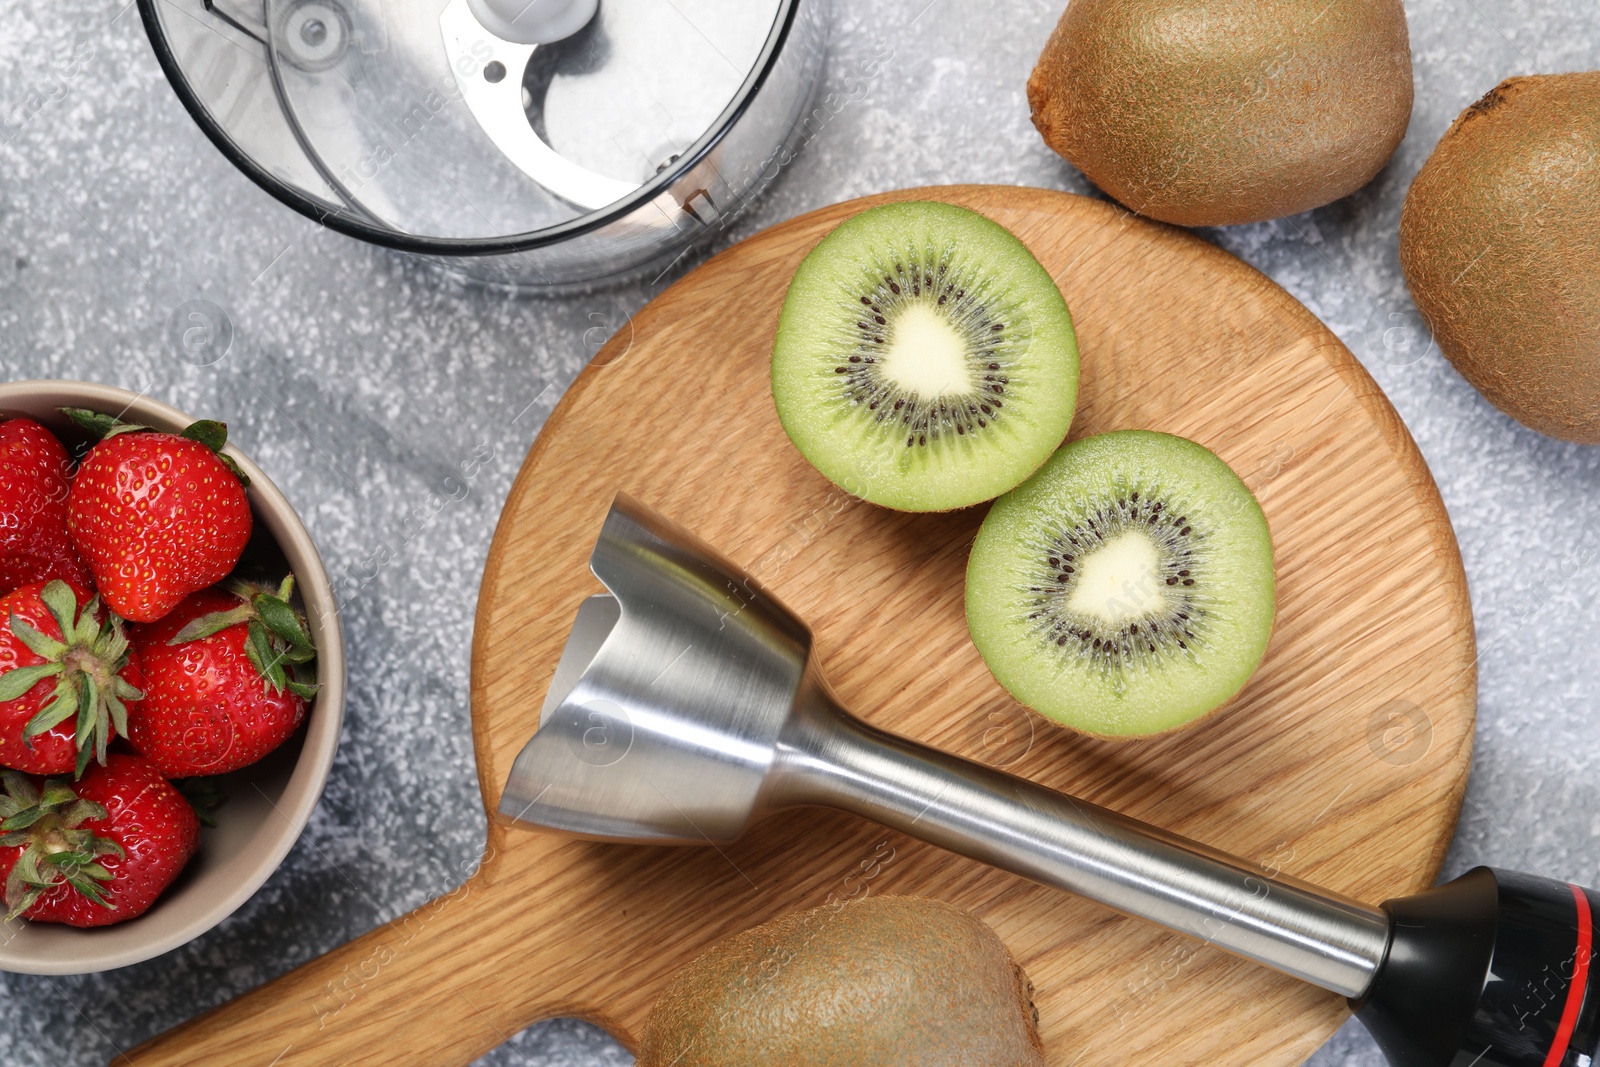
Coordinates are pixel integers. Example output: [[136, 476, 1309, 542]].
[[1064, 531, 1169, 624], [881, 302, 973, 399]]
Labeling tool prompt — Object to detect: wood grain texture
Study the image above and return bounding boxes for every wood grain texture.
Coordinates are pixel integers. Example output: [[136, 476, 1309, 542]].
[[125, 186, 1475, 1067]]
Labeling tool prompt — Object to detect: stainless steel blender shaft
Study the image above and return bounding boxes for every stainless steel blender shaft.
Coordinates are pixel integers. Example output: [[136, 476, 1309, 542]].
[[770, 697, 1391, 999], [501, 493, 1390, 1005], [505, 496, 1600, 1066]]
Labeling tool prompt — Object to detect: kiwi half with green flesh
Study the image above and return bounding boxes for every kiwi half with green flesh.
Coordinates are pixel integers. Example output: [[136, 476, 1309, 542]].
[[771, 201, 1079, 512], [635, 895, 1044, 1067], [967, 430, 1275, 738]]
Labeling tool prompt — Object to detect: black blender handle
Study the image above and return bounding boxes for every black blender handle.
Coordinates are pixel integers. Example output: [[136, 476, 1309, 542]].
[[1356, 867, 1599, 1067]]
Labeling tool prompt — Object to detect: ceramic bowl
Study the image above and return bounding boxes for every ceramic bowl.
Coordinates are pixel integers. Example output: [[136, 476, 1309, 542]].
[[0, 380, 345, 974]]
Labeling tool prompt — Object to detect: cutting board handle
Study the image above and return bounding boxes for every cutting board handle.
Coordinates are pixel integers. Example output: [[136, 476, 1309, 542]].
[[121, 864, 601, 1066]]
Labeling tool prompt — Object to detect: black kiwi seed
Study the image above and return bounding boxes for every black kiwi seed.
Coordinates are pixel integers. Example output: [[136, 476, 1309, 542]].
[[1023, 484, 1210, 680], [829, 253, 1027, 449]]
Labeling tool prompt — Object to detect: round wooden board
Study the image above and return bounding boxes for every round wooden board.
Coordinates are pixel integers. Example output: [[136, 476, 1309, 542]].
[[470, 185, 1475, 1063], [125, 186, 1476, 1067]]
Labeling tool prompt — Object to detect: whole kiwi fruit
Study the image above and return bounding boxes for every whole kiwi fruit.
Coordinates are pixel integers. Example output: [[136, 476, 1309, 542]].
[[635, 895, 1044, 1067], [1400, 74, 1600, 443], [1028, 0, 1414, 227]]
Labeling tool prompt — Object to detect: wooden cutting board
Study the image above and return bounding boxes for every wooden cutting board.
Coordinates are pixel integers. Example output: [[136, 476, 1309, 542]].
[[128, 186, 1475, 1067]]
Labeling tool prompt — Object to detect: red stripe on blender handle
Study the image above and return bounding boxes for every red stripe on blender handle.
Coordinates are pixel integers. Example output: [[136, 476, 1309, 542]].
[[1541, 885, 1594, 1067]]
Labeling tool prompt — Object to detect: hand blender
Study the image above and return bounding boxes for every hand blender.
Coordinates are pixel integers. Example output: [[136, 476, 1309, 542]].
[[500, 494, 1597, 1067]]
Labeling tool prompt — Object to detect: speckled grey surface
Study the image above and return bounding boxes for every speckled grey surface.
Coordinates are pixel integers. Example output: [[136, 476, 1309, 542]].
[[0, 0, 1596, 1063]]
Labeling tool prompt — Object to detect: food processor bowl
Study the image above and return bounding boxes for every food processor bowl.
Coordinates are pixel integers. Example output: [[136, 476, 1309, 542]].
[[139, 0, 828, 290]]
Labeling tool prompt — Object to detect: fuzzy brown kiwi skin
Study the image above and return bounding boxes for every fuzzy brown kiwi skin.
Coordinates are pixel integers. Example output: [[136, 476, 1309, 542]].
[[1027, 0, 1413, 228], [635, 895, 1045, 1067], [1399, 73, 1600, 443]]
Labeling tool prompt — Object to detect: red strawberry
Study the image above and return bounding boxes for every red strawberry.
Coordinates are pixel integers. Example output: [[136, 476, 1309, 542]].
[[0, 754, 199, 926], [63, 410, 252, 623], [128, 577, 318, 777], [0, 580, 143, 776], [0, 417, 92, 596]]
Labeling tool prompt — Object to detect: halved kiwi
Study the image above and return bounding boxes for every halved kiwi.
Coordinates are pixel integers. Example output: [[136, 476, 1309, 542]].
[[966, 430, 1275, 737], [771, 201, 1079, 512]]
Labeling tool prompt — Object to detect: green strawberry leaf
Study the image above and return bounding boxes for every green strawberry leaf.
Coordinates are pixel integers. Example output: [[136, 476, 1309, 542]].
[[4, 887, 41, 921], [9, 847, 41, 882], [105, 693, 129, 742], [58, 876, 110, 908], [0, 772, 38, 808], [73, 735, 92, 779], [241, 622, 267, 681], [38, 783, 75, 809], [5, 593, 138, 776], [179, 419, 227, 452], [180, 421, 252, 487], [58, 407, 150, 441], [246, 620, 289, 692], [8, 613, 66, 662], [82, 674, 109, 770], [38, 581, 78, 639], [216, 453, 251, 487], [254, 593, 311, 651], [0, 774, 121, 918], [174, 778, 227, 829], [23, 685, 77, 738], [49, 849, 95, 866], [0, 662, 62, 701], [167, 603, 254, 646], [185, 576, 318, 700], [92, 619, 130, 670], [60, 799, 108, 829], [74, 598, 106, 646], [1, 809, 46, 833], [72, 677, 97, 779]]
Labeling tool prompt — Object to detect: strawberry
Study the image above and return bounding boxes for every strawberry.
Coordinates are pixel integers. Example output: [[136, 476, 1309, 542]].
[[0, 580, 143, 776], [0, 417, 92, 596], [127, 576, 318, 777], [63, 409, 252, 624], [0, 755, 199, 926]]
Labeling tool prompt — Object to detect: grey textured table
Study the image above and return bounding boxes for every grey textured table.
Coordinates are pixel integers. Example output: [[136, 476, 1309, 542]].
[[0, 1, 1595, 1064]]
